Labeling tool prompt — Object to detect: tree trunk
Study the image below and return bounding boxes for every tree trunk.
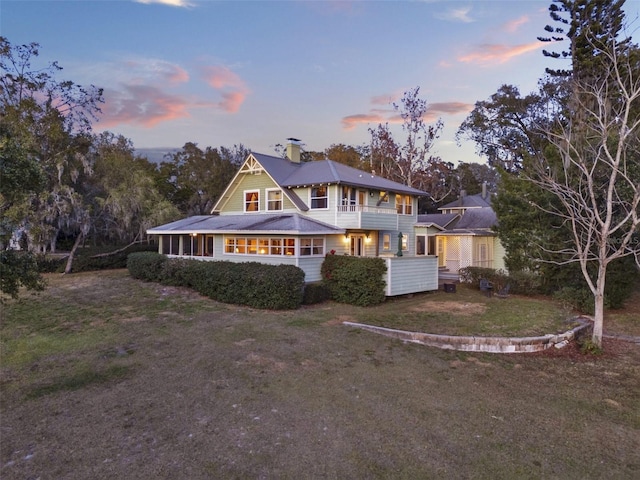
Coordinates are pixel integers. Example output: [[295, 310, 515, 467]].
[[64, 232, 84, 274], [592, 266, 607, 348]]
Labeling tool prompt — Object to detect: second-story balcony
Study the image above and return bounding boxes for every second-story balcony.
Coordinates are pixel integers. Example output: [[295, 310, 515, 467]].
[[336, 204, 399, 230]]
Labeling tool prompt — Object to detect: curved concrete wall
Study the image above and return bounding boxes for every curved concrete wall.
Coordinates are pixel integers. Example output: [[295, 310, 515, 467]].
[[343, 317, 593, 353]]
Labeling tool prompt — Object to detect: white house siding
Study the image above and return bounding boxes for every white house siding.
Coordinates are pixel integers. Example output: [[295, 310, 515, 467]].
[[384, 256, 439, 296], [297, 257, 325, 282]]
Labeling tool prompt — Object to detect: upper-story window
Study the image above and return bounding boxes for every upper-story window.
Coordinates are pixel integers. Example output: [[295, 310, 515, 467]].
[[267, 189, 283, 211], [311, 186, 328, 209], [379, 191, 389, 203], [245, 190, 260, 212], [396, 194, 412, 215]]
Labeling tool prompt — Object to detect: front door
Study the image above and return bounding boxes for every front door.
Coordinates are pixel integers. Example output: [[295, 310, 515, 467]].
[[350, 235, 365, 256]]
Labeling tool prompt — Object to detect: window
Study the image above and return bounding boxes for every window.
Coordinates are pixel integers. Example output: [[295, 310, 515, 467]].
[[311, 186, 328, 209], [284, 238, 295, 255], [244, 190, 259, 212], [267, 189, 283, 211], [396, 194, 412, 215], [300, 238, 324, 256], [247, 238, 258, 254], [379, 191, 389, 203], [225, 237, 297, 256], [258, 238, 269, 255], [270, 238, 282, 255], [402, 234, 408, 251], [383, 234, 391, 251]]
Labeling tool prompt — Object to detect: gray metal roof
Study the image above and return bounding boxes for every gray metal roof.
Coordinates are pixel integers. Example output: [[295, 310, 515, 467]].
[[147, 213, 345, 235], [252, 153, 427, 196], [416, 213, 459, 229], [439, 193, 492, 210], [435, 208, 497, 236]]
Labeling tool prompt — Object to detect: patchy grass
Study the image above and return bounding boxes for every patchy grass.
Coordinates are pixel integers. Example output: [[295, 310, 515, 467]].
[[1, 270, 639, 480], [339, 285, 576, 337]]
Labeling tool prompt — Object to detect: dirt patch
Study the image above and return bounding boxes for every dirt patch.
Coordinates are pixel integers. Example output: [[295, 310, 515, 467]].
[[410, 301, 487, 316]]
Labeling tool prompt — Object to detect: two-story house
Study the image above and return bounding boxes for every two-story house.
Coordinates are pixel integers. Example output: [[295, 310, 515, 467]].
[[147, 140, 440, 296]]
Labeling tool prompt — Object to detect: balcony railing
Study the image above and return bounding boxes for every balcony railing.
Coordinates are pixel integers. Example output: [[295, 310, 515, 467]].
[[337, 204, 397, 214]]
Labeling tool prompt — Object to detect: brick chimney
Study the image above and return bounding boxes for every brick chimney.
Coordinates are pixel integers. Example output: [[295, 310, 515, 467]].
[[286, 138, 301, 163]]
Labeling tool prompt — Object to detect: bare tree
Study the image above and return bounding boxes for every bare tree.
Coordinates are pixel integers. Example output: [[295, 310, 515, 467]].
[[528, 39, 640, 347], [369, 87, 443, 189]]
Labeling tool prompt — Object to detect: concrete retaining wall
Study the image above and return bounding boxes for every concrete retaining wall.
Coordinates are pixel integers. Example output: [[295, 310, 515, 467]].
[[343, 317, 593, 353]]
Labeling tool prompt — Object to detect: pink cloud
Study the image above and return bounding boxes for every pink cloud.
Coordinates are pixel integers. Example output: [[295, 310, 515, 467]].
[[458, 42, 543, 65], [341, 100, 473, 131], [371, 93, 399, 105], [428, 102, 473, 115], [98, 85, 196, 128], [341, 113, 385, 130], [503, 15, 529, 33], [201, 65, 250, 113]]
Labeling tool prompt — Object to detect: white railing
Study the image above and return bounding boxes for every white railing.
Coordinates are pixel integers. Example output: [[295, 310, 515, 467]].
[[337, 204, 397, 214]]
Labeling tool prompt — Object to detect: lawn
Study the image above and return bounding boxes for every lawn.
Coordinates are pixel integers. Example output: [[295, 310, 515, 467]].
[[1, 270, 639, 479]]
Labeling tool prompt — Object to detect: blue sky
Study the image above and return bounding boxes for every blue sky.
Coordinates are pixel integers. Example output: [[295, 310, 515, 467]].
[[3, 0, 639, 163]]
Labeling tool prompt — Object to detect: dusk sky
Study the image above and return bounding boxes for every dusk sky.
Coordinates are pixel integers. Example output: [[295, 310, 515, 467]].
[[3, 0, 640, 163]]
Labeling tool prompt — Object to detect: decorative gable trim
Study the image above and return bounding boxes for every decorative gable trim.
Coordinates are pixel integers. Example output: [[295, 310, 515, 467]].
[[212, 153, 309, 213]]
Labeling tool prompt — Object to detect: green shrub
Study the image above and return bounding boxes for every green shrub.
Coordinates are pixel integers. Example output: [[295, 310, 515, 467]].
[[553, 286, 594, 314], [1, 250, 46, 298], [459, 267, 541, 295], [127, 252, 167, 282], [36, 254, 66, 273], [127, 256, 305, 310], [302, 282, 331, 305], [321, 254, 386, 306]]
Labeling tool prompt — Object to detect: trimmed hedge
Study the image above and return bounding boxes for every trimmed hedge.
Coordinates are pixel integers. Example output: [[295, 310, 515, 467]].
[[321, 254, 386, 306], [127, 252, 305, 310]]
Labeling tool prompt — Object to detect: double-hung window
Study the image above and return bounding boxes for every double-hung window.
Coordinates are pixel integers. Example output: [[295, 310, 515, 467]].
[[244, 190, 260, 212], [396, 194, 412, 215], [311, 186, 328, 209], [300, 238, 324, 256], [267, 189, 283, 211]]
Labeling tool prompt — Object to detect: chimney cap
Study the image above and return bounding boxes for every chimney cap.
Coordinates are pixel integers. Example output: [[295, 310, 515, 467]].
[[286, 137, 302, 143]]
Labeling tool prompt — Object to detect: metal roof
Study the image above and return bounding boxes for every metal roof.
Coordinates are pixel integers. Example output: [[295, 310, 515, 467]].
[[251, 153, 427, 196], [416, 213, 459, 229], [147, 213, 345, 235], [439, 193, 492, 210]]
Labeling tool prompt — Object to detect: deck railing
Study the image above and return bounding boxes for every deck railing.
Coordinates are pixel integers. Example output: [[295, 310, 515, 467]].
[[337, 204, 397, 214]]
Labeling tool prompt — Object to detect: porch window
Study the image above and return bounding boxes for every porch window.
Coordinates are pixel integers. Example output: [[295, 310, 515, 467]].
[[402, 234, 408, 251], [379, 191, 389, 203], [300, 238, 324, 256], [396, 194, 412, 215], [284, 238, 295, 256], [310, 186, 328, 209], [244, 190, 260, 212], [225, 236, 297, 256], [270, 238, 282, 255], [267, 189, 283, 211]]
